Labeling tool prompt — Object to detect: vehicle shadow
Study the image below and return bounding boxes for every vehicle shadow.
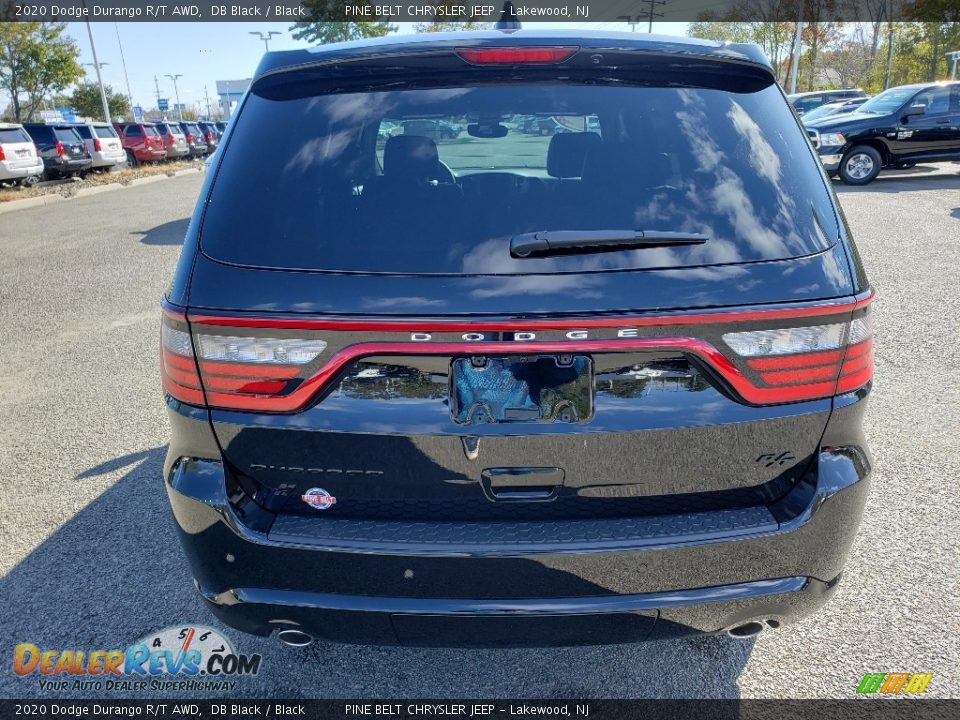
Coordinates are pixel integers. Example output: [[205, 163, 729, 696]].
[[131, 218, 190, 246], [0, 448, 754, 700]]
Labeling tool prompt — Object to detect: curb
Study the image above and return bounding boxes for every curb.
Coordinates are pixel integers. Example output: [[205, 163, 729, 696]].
[[0, 194, 65, 214], [0, 167, 202, 215]]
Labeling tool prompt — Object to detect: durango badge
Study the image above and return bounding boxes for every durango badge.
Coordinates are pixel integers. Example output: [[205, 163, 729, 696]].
[[301, 487, 336, 510]]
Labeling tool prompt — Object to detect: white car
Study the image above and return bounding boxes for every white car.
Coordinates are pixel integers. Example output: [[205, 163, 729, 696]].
[[72, 122, 126, 170], [0, 123, 44, 186]]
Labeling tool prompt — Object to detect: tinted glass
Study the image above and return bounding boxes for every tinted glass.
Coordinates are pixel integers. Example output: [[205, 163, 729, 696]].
[[202, 81, 838, 275], [858, 87, 917, 114], [54, 128, 81, 144], [793, 96, 823, 112], [74, 126, 92, 139], [95, 126, 118, 139], [913, 86, 950, 115], [0, 128, 31, 143], [126, 125, 143, 136], [144, 126, 159, 137]]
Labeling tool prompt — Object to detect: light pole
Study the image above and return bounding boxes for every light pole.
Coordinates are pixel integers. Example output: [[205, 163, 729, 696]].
[[165, 74, 184, 122], [114, 23, 135, 113], [81, 1, 112, 123], [249, 31, 281, 52]]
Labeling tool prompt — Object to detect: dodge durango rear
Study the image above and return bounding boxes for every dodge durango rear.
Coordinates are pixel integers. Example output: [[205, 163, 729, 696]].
[[161, 31, 873, 647]]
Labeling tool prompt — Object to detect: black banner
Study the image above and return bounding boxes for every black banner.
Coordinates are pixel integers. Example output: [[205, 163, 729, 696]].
[[2, 700, 960, 720], [1, 0, 958, 23]]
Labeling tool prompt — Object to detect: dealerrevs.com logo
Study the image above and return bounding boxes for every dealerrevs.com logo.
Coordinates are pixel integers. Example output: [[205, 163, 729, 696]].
[[13, 625, 262, 692]]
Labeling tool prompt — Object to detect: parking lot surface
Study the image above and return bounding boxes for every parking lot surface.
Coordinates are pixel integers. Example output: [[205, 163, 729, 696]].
[[1, 165, 958, 698]]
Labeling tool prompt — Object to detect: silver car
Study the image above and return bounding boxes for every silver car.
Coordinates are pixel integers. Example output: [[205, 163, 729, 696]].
[[72, 122, 126, 170]]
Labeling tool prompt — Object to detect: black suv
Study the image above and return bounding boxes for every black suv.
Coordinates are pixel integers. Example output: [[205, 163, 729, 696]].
[[161, 32, 874, 647], [806, 81, 960, 185], [23, 123, 92, 179], [788, 88, 867, 116]]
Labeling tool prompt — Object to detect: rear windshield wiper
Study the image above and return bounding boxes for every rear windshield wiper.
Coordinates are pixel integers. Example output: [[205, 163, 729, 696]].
[[510, 230, 708, 258]]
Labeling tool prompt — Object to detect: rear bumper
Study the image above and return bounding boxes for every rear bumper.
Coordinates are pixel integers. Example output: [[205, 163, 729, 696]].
[[0, 158, 44, 180], [44, 157, 92, 175], [163, 394, 872, 647], [91, 149, 126, 167]]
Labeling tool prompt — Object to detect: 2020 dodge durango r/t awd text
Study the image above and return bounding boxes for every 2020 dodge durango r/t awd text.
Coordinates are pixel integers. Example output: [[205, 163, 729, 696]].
[[161, 32, 874, 647]]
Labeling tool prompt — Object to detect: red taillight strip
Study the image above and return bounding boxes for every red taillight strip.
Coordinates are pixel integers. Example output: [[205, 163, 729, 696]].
[[746, 349, 843, 371], [199, 360, 301, 379], [187, 291, 875, 333]]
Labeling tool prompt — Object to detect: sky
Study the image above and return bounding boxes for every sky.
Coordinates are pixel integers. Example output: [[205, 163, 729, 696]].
[[56, 21, 689, 115]]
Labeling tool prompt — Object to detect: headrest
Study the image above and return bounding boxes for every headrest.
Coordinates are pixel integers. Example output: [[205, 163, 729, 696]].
[[546, 132, 602, 179], [383, 135, 439, 180]]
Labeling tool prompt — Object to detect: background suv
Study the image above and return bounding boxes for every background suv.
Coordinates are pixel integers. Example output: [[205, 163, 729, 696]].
[[789, 88, 868, 115], [72, 122, 125, 171], [114, 122, 166, 166], [0, 123, 44, 186], [178, 122, 208, 158], [155, 121, 190, 160], [162, 32, 874, 648], [23, 123, 91, 179]]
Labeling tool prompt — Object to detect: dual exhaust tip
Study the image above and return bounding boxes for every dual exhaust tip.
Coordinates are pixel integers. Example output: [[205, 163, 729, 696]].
[[726, 618, 781, 639]]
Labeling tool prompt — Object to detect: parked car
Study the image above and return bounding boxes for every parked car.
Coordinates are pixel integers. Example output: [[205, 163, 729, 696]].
[[114, 122, 167, 166], [401, 119, 461, 140], [162, 32, 874, 648], [215, 121, 228, 134], [788, 88, 867, 116], [71, 122, 126, 171], [178, 122, 208, 158], [155, 121, 190, 160], [23, 123, 92, 179], [0, 123, 44, 186], [806, 81, 960, 184], [197, 121, 221, 154], [800, 98, 868, 125]]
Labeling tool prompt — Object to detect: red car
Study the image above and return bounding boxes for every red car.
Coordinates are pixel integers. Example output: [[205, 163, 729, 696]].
[[113, 122, 167, 166]]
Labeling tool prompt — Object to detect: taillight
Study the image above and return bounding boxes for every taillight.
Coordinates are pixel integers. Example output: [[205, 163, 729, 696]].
[[160, 311, 204, 406], [193, 333, 327, 408], [94, 138, 102, 152], [186, 133, 194, 144], [55, 141, 64, 156], [723, 304, 873, 402], [205, 132, 213, 142], [455, 47, 578, 64], [0, 145, 5, 161], [161, 307, 328, 409]]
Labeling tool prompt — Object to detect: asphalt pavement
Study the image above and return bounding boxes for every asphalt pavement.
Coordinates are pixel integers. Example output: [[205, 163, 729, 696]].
[[1, 165, 958, 699]]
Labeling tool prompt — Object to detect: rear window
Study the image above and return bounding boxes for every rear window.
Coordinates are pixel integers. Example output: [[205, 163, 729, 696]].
[[95, 126, 118, 139], [0, 128, 31, 143], [144, 126, 159, 137], [74, 126, 92, 139], [126, 125, 143, 136], [202, 79, 837, 275], [54, 128, 81, 144]]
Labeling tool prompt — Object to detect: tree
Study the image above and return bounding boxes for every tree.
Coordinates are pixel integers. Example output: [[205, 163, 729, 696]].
[[291, 1, 395, 44], [414, 21, 493, 33], [0, 23, 84, 122], [54, 82, 130, 121]]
